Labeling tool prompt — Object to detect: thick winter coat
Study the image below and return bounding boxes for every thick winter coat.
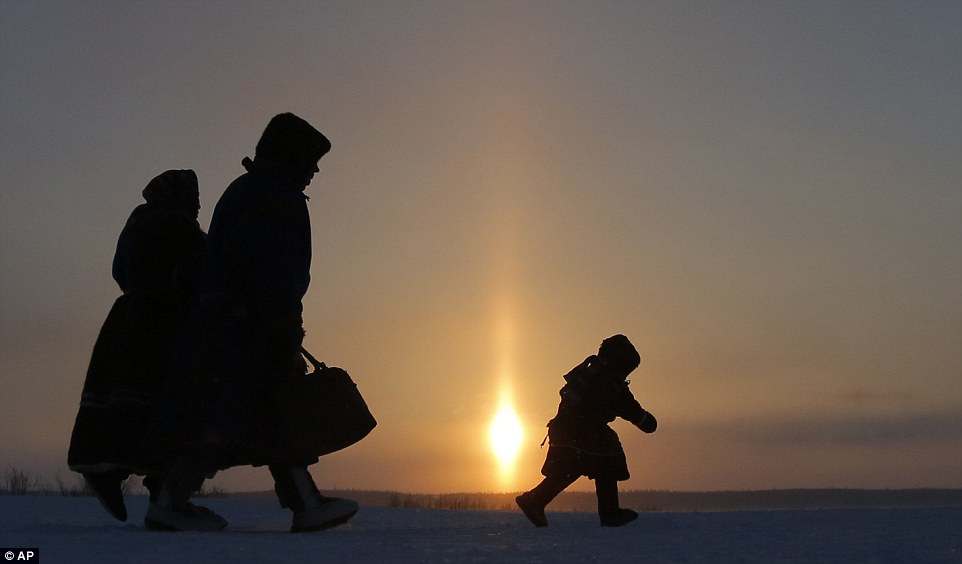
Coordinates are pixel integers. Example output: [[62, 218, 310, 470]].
[[68, 172, 205, 475], [150, 157, 315, 469], [541, 356, 656, 481]]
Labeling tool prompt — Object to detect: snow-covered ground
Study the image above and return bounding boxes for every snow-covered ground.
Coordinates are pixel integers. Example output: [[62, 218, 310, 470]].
[[1, 495, 960, 563]]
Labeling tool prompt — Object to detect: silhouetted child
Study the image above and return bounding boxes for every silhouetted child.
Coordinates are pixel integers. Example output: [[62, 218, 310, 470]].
[[516, 334, 657, 527]]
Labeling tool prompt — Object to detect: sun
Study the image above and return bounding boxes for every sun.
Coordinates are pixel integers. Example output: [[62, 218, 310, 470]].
[[489, 403, 523, 469]]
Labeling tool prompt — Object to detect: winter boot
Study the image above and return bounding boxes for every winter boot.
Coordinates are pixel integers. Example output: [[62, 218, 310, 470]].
[[144, 459, 226, 532], [145, 499, 229, 532], [84, 472, 128, 522], [600, 508, 639, 527], [270, 466, 359, 532], [596, 478, 638, 527], [516, 474, 578, 527], [515, 491, 548, 527]]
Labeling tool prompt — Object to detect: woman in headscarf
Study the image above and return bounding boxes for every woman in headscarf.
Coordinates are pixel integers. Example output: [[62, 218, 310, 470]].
[[68, 169, 206, 522]]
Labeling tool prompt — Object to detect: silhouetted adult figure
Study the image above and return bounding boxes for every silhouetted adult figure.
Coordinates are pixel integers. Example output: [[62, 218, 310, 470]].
[[148, 113, 358, 532], [68, 170, 205, 522]]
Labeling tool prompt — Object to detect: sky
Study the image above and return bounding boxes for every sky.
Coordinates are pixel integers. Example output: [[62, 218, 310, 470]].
[[1, 0, 960, 495]]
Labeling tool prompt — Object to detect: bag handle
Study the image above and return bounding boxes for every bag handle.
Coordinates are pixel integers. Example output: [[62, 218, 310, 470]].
[[300, 346, 327, 372]]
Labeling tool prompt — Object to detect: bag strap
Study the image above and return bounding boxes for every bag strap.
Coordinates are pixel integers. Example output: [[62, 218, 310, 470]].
[[300, 346, 327, 372]]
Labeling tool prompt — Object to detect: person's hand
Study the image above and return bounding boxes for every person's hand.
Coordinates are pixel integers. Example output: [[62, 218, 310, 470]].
[[637, 410, 657, 433]]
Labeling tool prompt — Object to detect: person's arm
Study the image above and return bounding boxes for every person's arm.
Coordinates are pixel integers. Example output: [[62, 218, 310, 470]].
[[618, 386, 657, 433]]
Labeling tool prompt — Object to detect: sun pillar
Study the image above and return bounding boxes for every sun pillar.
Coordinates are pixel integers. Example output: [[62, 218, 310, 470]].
[[489, 297, 524, 490]]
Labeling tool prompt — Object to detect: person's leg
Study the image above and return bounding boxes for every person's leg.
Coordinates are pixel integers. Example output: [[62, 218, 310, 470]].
[[516, 473, 579, 527], [595, 479, 637, 527], [142, 473, 165, 505], [144, 457, 226, 531], [595, 478, 619, 515], [269, 465, 359, 532]]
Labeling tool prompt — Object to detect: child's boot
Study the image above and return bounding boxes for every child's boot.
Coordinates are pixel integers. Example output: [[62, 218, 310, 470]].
[[516, 474, 577, 527], [515, 490, 549, 527], [596, 479, 638, 527]]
